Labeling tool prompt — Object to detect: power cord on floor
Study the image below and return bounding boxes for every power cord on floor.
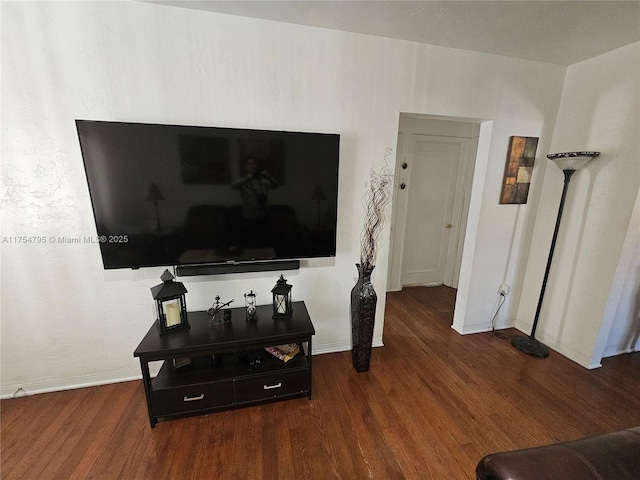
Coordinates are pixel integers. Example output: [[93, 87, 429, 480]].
[[490, 292, 515, 339]]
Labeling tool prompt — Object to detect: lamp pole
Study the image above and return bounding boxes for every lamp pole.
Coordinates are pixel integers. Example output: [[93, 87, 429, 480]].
[[511, 151, 600, 358], [147, 183, 164, 233]]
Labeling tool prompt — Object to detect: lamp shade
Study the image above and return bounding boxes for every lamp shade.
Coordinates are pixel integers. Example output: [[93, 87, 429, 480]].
[[547, 152, 600, 171], [147, 183, 164, 201], [311, 184, 325, 202]]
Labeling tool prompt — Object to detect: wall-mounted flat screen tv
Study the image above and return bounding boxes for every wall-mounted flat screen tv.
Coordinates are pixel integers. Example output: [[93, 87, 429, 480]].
[[76, 120, 340, 272]]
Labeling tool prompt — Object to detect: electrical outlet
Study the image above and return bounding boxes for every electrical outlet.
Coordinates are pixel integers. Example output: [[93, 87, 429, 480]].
[[499, 284, 510, 296]]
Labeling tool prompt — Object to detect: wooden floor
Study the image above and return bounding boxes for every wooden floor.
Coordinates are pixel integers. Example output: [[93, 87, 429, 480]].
[[2, 286, 640, 479]]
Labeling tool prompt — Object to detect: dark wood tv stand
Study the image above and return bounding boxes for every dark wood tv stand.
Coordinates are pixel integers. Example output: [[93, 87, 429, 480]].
[[133, 301, 315, 427]]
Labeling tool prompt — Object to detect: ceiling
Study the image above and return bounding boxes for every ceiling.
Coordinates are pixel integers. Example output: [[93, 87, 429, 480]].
[[145, 1, 640, 65]]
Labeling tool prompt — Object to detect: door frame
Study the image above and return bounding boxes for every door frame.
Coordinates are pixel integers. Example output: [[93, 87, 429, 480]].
[[388, 115, 479, 292], [444, 136, 478, 287]]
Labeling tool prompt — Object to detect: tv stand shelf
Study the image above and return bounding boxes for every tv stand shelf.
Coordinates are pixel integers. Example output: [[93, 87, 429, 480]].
[[133, 301, 315, 427]]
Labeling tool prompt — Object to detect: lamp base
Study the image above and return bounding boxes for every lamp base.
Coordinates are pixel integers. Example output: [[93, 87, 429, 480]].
[[511, 335, 550, 358]]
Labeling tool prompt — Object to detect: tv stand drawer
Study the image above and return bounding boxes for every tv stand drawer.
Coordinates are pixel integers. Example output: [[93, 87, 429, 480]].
[[151, 381, 234, 417], [235, 370, 308, 403]]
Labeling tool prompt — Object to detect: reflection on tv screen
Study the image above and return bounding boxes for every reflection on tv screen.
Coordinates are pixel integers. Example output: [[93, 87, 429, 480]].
[[76, 120, 340, 270]]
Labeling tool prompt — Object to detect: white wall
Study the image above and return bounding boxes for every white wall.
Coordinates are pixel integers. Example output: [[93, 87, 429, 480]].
[[516, 42, 640, 368], [597, 189, 640, 359], [1, 1, 567, 397]]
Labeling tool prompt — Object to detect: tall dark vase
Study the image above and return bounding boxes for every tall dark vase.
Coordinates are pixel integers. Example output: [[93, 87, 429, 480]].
[[350, 263, 377, 372]]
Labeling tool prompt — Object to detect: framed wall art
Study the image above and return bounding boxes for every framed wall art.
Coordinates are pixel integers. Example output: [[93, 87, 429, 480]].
[[179, 135, 231, 185], [500, 136, 538, 204]]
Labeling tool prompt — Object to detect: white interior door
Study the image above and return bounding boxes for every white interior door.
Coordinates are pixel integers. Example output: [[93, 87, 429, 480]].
[[401, 137, 462, 286], [387, 116, 479, 293]]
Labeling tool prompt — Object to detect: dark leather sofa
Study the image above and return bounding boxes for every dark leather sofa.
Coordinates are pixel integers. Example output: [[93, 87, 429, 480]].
[[476, 426, 640, 480]]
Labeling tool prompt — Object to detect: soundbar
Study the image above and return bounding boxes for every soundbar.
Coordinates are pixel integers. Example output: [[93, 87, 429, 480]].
[[175, 259, 300, 277]]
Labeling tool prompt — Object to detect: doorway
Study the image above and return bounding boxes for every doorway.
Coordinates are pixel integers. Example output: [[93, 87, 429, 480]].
[[388, 114, 480, 292]]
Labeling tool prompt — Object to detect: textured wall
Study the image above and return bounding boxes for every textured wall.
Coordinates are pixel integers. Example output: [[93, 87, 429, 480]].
[[1, 1, 567, 396], [516, 42, 640, 368]]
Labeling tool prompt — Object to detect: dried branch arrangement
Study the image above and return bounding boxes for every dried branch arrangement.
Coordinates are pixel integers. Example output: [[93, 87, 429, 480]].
[[359, 162, 394, 270]]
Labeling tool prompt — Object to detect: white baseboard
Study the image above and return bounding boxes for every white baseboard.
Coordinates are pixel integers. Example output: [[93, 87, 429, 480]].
[[312, 340, 383, 356], [602, 345, 639, 359], [452, 322, 515, 335], [1, 369, 143, 399], [1, 343, 378, 399]]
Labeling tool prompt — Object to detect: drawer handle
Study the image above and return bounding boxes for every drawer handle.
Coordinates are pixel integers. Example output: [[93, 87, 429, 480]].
[[263, 382, 282, 390], [183, 394, 205, 402]]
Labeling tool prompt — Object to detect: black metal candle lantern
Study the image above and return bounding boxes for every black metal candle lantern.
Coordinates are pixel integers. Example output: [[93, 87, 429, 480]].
[[151, 269, 189, 335], [271, 275, 292, 320]]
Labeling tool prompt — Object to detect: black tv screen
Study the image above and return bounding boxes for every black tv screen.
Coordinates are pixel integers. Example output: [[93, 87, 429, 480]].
[[76, 120, 340, 271]]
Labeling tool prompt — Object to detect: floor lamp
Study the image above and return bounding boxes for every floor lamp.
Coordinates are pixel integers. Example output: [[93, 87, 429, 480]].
[[511, 151, 600, 358], [147, 183, 164, 233]]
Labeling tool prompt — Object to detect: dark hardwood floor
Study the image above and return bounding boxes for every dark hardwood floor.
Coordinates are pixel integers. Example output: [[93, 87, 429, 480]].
[[2, 286, 639, 479]]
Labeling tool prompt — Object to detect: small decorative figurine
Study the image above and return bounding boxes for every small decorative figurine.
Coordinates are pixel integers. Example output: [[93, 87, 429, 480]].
[[207, 296, 234, 325], [244, 290, 258, 321]]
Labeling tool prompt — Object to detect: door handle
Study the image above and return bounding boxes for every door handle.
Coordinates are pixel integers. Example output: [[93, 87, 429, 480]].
[[183, 394, 205, 402], [445, 224, 452, 229], [263, 382, 282, 390]]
